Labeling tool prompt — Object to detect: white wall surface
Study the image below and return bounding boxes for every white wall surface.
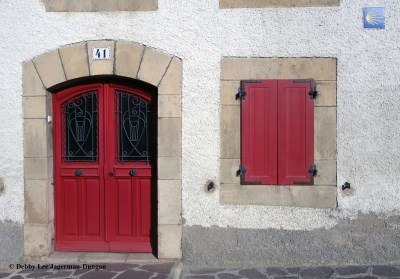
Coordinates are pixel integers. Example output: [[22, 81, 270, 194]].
[[0, 0, 399, 230]]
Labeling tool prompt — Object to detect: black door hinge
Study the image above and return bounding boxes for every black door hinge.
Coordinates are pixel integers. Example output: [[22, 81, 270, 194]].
[[309, 164, 318, 177], [235, 90, 246, 100], [236, 165, 247, 177]]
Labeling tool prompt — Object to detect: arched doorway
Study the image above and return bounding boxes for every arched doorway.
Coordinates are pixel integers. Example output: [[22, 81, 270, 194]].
[[23, 41, 182, 259], [53, 83, 156, 252]]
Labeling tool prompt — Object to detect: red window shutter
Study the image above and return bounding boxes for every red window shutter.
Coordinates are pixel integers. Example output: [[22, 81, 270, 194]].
[[277, 80, 314, 185], [241, 80, 278, 184]]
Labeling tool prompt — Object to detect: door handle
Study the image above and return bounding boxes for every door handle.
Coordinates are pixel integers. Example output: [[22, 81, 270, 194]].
[[109, 172, 114, 177], [75, 169, 83, 176], [129, 169, 138, 176]]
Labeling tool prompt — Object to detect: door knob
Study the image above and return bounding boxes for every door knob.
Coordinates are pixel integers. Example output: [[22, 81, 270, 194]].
[[129, 169, 137, 176], [109, 172, 114, 177], [75, 169, 83, 176]]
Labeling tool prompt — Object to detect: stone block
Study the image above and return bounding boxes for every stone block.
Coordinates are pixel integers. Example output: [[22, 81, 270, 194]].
[[60, 42, 89, 80], [220, 184, 337, 208], [87, 41, 115, 76], [33, 49, 66, 88], [24, 223, 52, 256], [221, 57, 337, 81], [315, 107, 337, 160], [48, 181, 54, 222], [24, 119, 48, 158], [158, 118, 181, 157], [158, 180, 182, 225], [158, 58, 182, 95], [138, 48, 171, 86], [280, 58, 337, 81], [115, 42, 144, 79], [220, 159, 240, 184], [315, 81, 336, 107], [158, 95, 181, 118], [25, 180, 49, 224], [221, 57, 280, 80], [23, 96, 47, 119], [24, 158, 51, 180], [43, 0, 158, 12], [158, 157, 181, 180], [220, 105, 240, 159], [220, 0, 339, 8], [23, 61, 46, 96], [158, 225, 182, 259], [79, 252, 128, 263], [314, 160, 336, 186], [221, 81, 240, 106]]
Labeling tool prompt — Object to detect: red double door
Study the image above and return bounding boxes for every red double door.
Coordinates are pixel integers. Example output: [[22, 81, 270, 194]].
[[54, 83, 156, 252]]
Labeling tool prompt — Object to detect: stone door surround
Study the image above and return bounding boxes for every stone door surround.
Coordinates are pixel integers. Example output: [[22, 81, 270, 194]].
[[23, 40, 182, 259]]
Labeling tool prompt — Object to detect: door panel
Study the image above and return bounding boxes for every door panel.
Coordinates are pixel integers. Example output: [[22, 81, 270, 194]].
[[54, 83, 155, 252], [106, 84, 154, 252]]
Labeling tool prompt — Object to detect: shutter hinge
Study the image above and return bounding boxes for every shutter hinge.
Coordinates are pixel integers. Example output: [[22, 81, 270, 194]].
[[293, 79, 318, 100], [309, 164, 318, 177], [309, 83, 318, 99], [236, 165, 247, 177], [235, 90, 247, 101], [294, 165, 318, 185]]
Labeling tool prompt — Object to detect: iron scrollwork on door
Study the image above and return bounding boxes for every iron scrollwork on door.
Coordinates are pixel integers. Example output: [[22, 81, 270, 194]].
[[116, 90, 151, 162], [63, 91, 98, 162]]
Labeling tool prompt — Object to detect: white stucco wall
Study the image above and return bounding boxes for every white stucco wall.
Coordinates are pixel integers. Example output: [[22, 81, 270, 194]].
[[0, 0, 399, 230]]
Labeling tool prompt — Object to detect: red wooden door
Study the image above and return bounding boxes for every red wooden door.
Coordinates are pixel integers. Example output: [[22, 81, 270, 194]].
[[54, 83, 155, 252]]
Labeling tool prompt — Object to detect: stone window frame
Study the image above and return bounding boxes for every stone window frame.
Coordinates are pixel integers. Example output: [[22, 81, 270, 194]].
[[42, 0, 157, 12], [219, 0, 339, 8], [220, 57, 337, 208], [23, 40, 182, 260]]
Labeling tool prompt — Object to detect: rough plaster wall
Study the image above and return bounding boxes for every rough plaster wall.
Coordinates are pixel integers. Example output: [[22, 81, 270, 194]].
[[0, 0, 399, 229]]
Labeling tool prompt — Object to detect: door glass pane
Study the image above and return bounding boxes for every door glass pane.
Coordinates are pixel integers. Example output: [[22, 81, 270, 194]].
[[63, 91, 98, 162], [115, 90, 151, 162]]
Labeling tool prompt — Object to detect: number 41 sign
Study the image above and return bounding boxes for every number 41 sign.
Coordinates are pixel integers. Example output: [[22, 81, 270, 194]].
[[92, 47, 110, 60]]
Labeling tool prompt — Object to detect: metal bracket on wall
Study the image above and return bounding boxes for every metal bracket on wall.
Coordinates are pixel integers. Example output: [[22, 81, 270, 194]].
[[236, 165, 247, 177], [294, 164, 318, 185], [293, 79, 318, 100], [236, 80, 263, 101]]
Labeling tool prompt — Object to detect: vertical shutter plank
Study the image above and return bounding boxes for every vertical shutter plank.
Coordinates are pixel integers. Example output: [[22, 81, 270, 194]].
[[242, 81, 278, 184], [278, 80, 314, 185]]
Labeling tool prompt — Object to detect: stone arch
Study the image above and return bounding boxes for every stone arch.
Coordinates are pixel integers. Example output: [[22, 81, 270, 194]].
[[23, 40, 182, 260]]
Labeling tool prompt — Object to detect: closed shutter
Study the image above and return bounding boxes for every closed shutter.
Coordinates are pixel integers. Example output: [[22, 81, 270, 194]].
[[241, 80, 278, 184], [277, 80, 314, 185]]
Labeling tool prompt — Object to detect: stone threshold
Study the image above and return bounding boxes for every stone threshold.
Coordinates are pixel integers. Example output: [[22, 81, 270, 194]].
[[25, 252, 162, 264]]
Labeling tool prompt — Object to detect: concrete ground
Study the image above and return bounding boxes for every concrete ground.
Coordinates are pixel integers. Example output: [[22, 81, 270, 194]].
[[2, 262, 400, 278]]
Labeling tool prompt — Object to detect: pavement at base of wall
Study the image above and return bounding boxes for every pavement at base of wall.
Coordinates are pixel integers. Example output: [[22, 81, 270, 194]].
[[1, 263, 400, 279]]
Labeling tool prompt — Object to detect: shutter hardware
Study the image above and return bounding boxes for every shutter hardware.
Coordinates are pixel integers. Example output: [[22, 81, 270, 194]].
[[342, 182, 351, 191], [294, 164, 318, 185], [235, 90, 247, 100], [293, 79, 318, 99], [236, 80, 263, 101], [309, 164, 318, 176], [236, 165, 247, 177], [309, 84, 318, 99]]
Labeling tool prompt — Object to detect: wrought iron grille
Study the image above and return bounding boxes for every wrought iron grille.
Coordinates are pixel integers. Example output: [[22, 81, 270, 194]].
[[115, 90, 151, 162], [63, 91, 98, 162]]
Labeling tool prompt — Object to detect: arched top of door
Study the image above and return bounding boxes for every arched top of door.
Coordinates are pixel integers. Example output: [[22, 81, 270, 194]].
[[25, 40, 182, 96]]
